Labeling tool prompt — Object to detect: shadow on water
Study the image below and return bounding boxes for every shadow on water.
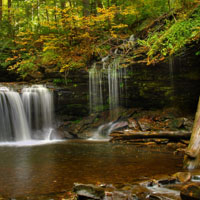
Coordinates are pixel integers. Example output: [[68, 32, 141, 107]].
[[0, 140, 183, 199]]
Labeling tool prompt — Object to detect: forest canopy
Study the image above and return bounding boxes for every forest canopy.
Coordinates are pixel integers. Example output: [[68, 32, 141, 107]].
[[0, 0, 199, 79]]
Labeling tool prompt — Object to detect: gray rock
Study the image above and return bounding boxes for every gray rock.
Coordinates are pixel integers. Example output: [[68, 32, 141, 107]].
[[73, 183, 105, 200]]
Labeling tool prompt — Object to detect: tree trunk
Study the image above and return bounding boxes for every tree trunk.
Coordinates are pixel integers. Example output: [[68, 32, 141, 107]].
[[8, 0, 11, 22], [0, 0, 2, 22], [60, 0, 66, 9], [54, 0, 57, 23], [97, 0, 103, 8], [184, 97, 200, 169], [45, 0, 49, 23], [82, 0, 90, 16]]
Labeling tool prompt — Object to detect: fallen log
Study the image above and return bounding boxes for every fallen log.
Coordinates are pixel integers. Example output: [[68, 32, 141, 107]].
[[110, 130, 191, 140], [110, 138, 169, 144]]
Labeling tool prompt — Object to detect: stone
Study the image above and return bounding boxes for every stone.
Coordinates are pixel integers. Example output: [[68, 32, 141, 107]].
[[138, 118, 152, 131], [180, 183, 200, 200], [183, 118, 193, 131], [173, 172, 191, 183], [73, 183, 105, 200], [167, 118, 185, 130], [128, 118, 140, 130], [146, 194, 162, 200], [105, 190, 134, 200], [158, 177, 177, 185], [131, 184, 150, 199], [191, 175, 200, 182], [177, 142, 187, 148]]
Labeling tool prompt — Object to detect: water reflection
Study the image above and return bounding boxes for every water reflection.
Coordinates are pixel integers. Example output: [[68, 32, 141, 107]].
[[0, 141, 183, 198]]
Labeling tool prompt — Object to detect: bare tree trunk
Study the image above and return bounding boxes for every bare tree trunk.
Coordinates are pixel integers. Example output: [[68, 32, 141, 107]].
[[107, 0, 110, 7], [184, 97, 200, 169], [45, 0, 49, 23], [37, 0, 40, 24], [8, 0, 11, 22], [54, 0, 57, 24], [0, 0, 2, 22]]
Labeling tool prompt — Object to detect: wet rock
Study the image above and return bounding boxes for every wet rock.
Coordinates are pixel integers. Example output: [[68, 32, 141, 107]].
[[131, 184, 150, 199], [167, 118, 185, 130], [183, 118, 193, 131], [73, 183, 105, 200], [146, 179, 158, 187], [109, 121, 129, 133], [146, 194, 162, 200], [191, 175, 200, 182], [105, 190, 134, 200], [158, 177, 177, 185], [173, 172, 191, 183], [180, 183, 200, 200], [62, 130, 78, 139], [128, 118, 140, 130], [177, 142, 187, 148], [138, 118, 152, 131], [167, 142, 177, 149]]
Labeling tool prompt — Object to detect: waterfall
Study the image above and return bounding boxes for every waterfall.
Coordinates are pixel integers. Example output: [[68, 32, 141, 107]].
[[89, 58, 127, 139], [89, 58, 126, 115], [89, 64, 104, 113], [0, 87, 31, 141], [0, 85, 55, 142], [22, 85, 54, 140], [108, 60, 119, 112]]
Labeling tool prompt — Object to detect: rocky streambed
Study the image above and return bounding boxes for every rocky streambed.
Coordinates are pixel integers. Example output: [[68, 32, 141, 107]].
[[59, 107, 193, 150], [71, 171, 200, 200]]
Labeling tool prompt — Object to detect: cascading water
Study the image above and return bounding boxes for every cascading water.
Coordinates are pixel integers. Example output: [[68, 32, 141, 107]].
[[22, 85, 54, 140], [89, 58, 124, 114], [89, 58, 127, 139], [89, 64, 104, 113], [0, 85, 56, 143], [0, 87, 31, 141]]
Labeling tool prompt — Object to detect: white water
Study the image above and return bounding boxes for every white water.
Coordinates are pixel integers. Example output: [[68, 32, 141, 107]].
[[22, 85, 54, 140], [0, 87, 31, 141], [0, 139, 62, 147], [89, 64, 104, 113], [89, 58, 127, 115], [0, 85, 56, 143], [89, 57, 128, 139]]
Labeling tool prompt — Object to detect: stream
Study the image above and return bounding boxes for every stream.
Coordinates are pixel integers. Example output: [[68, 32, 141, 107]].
[[0, 140, 183, 199]]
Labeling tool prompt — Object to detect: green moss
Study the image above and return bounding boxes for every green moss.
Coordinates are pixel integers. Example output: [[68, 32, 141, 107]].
[[138, 5, 200, 63]]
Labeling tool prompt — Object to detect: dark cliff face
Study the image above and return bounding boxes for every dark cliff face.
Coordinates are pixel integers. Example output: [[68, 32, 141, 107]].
[[0, 67, 19, 82], [1, 48, 199, 120], [54, 51, 200, 120]]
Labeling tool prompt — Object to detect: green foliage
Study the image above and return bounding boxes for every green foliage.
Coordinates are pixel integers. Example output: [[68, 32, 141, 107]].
[[138, 5, 200, 64], [0, 0, 198, 78], [53, 78, 66, 85]]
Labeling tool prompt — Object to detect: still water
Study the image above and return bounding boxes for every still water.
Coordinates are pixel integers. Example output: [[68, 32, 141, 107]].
[[0, 140, 183, 199]]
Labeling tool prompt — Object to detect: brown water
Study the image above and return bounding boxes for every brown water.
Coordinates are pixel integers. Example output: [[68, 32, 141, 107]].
[[0, 140, 183, 199]]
